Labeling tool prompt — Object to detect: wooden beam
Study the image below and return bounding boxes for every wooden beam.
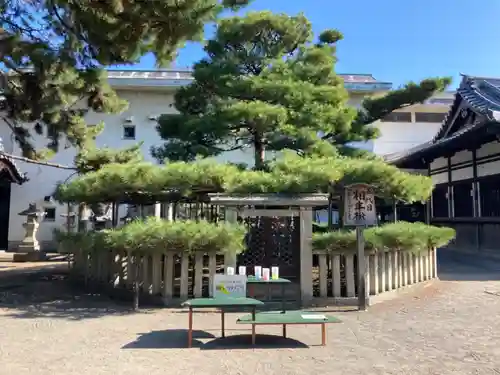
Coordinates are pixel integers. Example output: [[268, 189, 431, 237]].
[[239, 209, 300, 217], [208, 193, 329, 207]]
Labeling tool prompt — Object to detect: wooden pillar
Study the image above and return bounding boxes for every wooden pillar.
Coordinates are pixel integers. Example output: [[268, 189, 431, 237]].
[[300, 207, 313, 306], [154, 202, 161, 218], [164, 204, 174, 221], [111, 202, 119, 227], [327, 192, 334, 230], [368, 254, 379, 295], [224, 208, 238, 270], [426, 164, 432, 224], [447, 156, 453, 218], [472, 148, 480, 251]]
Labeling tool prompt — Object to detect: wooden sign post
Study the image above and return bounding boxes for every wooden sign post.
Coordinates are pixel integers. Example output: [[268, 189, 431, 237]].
[[343, 183, 377, 311]]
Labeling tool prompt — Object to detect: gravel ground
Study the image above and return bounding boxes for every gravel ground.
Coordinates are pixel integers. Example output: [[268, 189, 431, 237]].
[[1, 250, 500, 375]]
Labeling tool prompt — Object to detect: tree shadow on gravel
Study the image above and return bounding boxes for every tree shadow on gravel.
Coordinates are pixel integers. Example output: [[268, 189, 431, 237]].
[[123, 330, 308, 350], [123, 329, 216, 349], [438, 248, 500, 281], [0, 270, 138, 321]]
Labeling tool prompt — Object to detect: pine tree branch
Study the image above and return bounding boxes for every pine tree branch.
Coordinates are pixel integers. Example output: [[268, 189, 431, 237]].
[[48, 0, 89, 45], [1, 151, 76, 170], [1, 116, 37, 155]]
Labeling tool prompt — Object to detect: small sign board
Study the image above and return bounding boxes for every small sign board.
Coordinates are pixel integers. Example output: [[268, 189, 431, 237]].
[[212, 274, 247, 298], [344, 183, 377, 226]]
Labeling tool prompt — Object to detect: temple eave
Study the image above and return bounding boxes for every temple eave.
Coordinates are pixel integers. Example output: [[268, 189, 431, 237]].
[[0, 154, 27, 185]]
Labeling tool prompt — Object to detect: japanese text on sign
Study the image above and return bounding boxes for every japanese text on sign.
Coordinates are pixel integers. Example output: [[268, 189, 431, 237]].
[[212, 275, 247, 298], [344, 183, 377, 226]]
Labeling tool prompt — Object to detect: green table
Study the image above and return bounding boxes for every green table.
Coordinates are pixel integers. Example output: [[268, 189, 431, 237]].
[[236, 310, 342, 346], [182, 297, 264, 348], [246, 276, 291, 311]]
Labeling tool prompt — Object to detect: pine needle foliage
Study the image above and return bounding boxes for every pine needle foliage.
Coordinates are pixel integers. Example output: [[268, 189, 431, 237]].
[[73, 143, 144, 174], [0, 0, 250, 159], [312, 222, 456, 255], [153, 11, 451, 168], [56, 218, 247, 255], [54, 151, 433, 204]]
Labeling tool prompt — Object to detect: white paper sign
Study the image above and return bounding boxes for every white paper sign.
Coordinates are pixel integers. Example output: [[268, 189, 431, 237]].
[[212, 274, 247, 298], [301, 314, 327, 320], [343, 183, 377, 226]]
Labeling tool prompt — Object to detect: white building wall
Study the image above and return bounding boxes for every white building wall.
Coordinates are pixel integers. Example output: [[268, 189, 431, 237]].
[[6, 90, 178, 247], [5, 89, 268, 247], [430, 157, 447, 171], [372, 121, 443, 155]]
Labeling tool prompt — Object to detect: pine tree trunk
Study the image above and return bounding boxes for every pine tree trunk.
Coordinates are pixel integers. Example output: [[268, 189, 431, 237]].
[[253, 136, 265, 170]]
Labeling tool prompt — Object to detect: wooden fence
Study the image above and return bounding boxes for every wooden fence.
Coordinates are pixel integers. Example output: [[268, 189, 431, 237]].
[[69, 247, 437, 306], [312, 248, 437, 302], [71, 251, 225, 303]]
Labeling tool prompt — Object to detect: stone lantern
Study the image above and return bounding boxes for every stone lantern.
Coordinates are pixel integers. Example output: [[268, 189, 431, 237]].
[[89, 202, 113, 230], [13, 202, 47, 262], [60, 210, 77, 231]]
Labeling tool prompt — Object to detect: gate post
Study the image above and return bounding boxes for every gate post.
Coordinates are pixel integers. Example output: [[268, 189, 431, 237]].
[[299, 207, 313, 306], [224, 208, 238, 270]]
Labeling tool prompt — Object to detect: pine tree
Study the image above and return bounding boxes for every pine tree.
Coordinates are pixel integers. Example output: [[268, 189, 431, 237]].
[[0, 0, 249, 160], [153, 11, 451, 169], [73, 144, 144, 174]]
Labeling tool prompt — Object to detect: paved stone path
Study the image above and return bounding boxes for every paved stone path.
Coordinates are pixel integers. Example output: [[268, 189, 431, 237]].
[[0, 249, 499, 375], [0, 251, 67, 277]]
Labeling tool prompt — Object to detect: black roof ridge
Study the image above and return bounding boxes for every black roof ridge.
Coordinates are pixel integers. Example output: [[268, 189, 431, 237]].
[[387, 74, 500, 167], [0, 151, 27, 184]]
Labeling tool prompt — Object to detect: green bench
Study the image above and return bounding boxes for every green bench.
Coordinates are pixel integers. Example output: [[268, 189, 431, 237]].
[[236, 310, 341, 346], [182, 297, 264, 348]]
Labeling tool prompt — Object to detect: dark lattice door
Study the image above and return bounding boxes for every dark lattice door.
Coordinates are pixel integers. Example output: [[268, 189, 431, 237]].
[[238, 216, 301, 280]]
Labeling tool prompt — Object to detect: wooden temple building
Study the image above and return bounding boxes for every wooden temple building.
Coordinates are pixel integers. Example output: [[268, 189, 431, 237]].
[[386, 74, 500, 253], [0, 146, 27, 250]]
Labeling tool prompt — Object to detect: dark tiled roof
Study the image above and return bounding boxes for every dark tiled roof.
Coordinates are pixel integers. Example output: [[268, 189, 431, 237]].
[[339, 74, 378, 83], [0, 152, 27, 184], [386, 74, 500, 166], [433, 75, 500, 141]]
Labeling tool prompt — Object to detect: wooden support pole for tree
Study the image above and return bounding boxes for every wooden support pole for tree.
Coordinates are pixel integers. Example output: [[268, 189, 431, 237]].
[[327, 191, 334, 230], [356, 226, 367, 311], [66, 203, 71, 232], [133, 253, 140, 311], [111, 202, 119, 228]]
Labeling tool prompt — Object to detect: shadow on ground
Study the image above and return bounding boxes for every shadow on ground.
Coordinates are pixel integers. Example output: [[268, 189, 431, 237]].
[[438, 248, 500, 281], [0, 253, 68, 263], [0, 270, 137, 320], [123, 329, 309, 350]]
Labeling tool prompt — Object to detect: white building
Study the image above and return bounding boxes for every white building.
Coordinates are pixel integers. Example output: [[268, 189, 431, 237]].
[[0, 70, 454, 250]]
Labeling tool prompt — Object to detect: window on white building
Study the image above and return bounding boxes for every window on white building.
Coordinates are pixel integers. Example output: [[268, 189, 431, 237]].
[[380, 112, 412, 122], [44, 207, 56, 221], [123, 125, 136, 140], [415, 112, 447, 123]]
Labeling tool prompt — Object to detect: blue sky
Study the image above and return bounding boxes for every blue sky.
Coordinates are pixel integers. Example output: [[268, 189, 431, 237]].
[[132, 0, 500, 89]]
